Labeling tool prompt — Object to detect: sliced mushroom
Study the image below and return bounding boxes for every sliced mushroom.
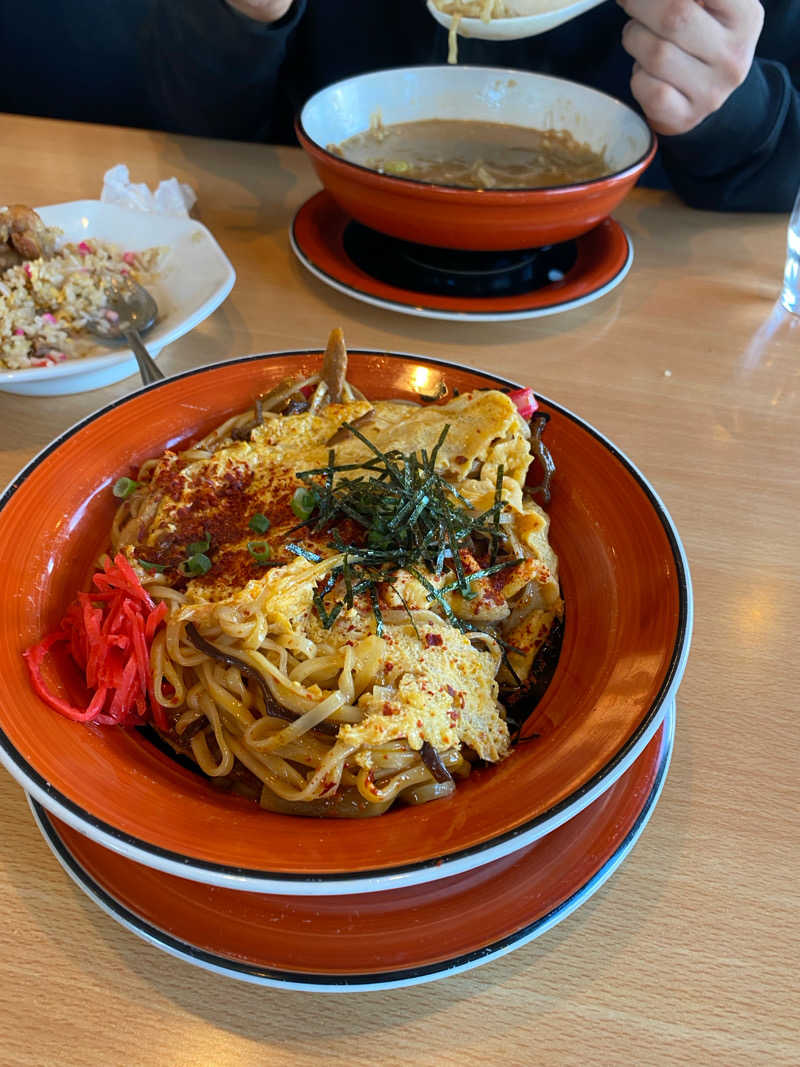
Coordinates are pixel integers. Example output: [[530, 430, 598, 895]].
[[230, 396, 264, 441], [325, 408, 374, 445], [184, 622, 337, 736], [420, 741, 453, 784]]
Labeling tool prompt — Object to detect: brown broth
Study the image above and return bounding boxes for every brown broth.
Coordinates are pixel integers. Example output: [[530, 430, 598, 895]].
[[331, 118, 611, 190]]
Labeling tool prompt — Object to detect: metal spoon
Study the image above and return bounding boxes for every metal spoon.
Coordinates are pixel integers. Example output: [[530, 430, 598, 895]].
[[87, 277, 164, 385]]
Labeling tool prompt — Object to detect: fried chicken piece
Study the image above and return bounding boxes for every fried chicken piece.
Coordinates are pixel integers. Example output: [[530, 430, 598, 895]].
[[0, 204, 57, 270]]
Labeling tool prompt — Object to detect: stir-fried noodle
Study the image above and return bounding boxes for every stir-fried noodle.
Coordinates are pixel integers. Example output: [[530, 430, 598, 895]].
[[28, 330, 563, 817]]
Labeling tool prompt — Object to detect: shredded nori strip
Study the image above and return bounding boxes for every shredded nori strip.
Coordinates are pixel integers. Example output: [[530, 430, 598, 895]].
[[286, 543, 322, 563]]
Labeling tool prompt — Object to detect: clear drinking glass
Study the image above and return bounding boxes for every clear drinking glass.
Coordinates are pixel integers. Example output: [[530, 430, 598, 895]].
[[780, 183, 800, 315]]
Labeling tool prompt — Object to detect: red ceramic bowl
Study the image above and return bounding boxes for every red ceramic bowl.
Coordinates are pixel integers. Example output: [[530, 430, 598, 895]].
[[296, 66, 656, 251], [0, 350, 691, 894]]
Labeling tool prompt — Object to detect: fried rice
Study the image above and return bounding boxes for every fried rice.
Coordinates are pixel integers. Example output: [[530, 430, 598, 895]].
[[0, 229, 165, 371]]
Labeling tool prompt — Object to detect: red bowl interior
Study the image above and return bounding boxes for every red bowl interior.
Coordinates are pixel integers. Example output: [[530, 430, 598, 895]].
[[0, 351, 688, 879]]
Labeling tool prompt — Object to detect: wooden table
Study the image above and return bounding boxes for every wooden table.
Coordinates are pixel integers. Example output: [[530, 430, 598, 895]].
[[0, 112, 797, 1066]]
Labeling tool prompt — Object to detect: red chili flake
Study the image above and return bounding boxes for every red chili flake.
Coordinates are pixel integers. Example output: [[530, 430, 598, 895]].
[[384, 661, 393, 672], [448, 710, 459, 723], [489, 565, 514, 595], [454, 454, 467, 464], [424, 632, 443, 647], [382, 703, 395, 716], [458, 549, 480, 576], [416, 719, 423, 729], [363, 770, 378, 795]]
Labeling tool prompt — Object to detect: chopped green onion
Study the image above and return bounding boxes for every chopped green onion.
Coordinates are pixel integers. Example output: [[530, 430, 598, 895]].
[[112, 476, 139, 499], [249, 512, 271, 534], [136, 559, 163, 572], [180, 553, 211, 577], [247, 540, 272, 564], [291, 487, 317, 521], [313, 590, 343, 629], [186, 533, 211, 555]]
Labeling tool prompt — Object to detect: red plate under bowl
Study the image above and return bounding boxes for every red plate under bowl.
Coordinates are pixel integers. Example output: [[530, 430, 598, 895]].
[[30, 710, 674, 990], [0, 351, 691, 893]]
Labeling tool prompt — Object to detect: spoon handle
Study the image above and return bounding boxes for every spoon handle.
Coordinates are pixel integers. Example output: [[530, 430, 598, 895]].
[[123, 329, 165, 385]]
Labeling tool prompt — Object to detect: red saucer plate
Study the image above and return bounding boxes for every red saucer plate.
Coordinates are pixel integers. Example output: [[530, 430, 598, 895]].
[[30, 703, 674, 991], [290, 191, 633, 322]]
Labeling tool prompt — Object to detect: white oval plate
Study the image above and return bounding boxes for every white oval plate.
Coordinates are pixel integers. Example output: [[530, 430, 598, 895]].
[[0, 201, 235, 396]]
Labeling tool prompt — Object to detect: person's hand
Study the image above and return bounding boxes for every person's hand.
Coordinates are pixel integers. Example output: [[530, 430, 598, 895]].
[[225, 0, 294, 22], [617, 0, 765, 135]]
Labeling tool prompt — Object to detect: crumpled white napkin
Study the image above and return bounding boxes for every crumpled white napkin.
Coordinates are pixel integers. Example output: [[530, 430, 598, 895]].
[[100, 163, 197, 216]]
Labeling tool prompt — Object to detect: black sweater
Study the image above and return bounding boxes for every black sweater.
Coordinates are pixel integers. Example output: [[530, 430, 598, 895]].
[[4, 0, 792, 211], [143, 0, 798, 210]]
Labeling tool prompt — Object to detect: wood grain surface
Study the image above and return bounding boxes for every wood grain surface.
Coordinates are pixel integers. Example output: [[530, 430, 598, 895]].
[[0, 112, 797, 1067]]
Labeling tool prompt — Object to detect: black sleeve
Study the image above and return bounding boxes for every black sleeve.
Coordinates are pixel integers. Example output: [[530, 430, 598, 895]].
[[658, 58, 799, 212], [144, 0, 307, 142]]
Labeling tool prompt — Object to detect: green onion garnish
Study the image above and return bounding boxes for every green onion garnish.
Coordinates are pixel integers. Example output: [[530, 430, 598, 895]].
[[180, 553, 211, 577], [247, 540, 272, 564], [136, 559, 163, 572], [186, 533, 211, 555], [249, 513, 271, 534], [112, 476, 139, 499], [291, 487, 316, 521]]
